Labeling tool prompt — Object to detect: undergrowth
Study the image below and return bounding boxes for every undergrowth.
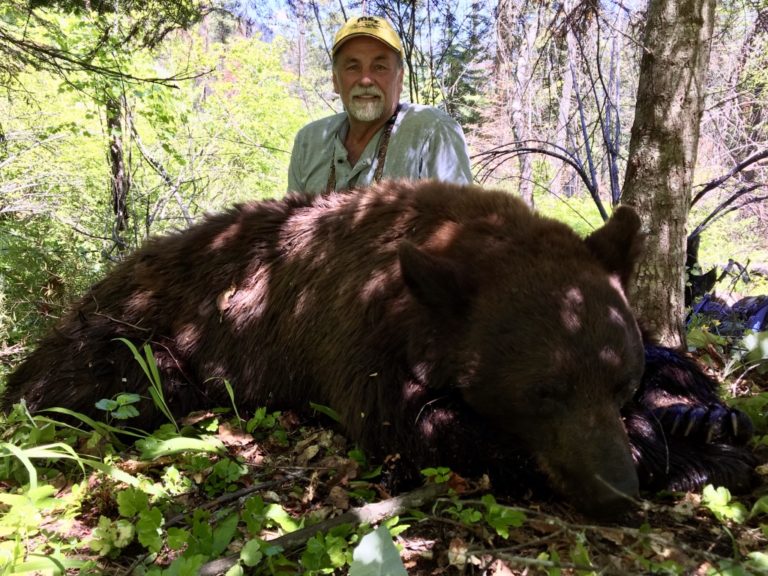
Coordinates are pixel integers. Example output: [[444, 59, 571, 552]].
[[1, 321, 768, 575]]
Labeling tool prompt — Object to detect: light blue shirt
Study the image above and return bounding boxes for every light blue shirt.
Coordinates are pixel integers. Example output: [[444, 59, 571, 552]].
[[287, 102, 473, 194]]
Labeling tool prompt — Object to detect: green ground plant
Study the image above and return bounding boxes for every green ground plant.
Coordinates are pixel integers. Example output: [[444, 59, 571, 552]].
[[0, 333, 767, 574]]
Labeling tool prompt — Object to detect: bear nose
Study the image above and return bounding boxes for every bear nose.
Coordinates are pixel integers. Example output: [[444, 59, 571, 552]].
[[578, 471, 640, 520]]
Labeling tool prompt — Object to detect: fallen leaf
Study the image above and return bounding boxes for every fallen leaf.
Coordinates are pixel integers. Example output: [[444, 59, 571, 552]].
[[217, 422, 254, 447], [328, 485, 350, 510], [297, 444, 321, 466], [447, 537, 469, 568]]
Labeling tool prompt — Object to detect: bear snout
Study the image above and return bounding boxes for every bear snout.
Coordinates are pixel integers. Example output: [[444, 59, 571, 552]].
[[537, 413, 640, 519], [576, 466, 640, 520]]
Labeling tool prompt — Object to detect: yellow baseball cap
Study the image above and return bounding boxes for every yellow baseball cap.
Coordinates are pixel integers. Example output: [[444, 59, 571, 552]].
[[332, 16, 404, 59]]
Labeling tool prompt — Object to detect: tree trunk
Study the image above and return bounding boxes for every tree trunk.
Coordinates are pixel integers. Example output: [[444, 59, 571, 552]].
[[550, 0, 576, 199], [513, 21, 537, 206], [106, 94, 130, 255], [496, 0, 539, 206], [621, 0, 715, 347]]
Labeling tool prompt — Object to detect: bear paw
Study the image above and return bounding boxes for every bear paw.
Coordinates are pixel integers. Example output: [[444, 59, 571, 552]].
[[653, 403, 753, 445]]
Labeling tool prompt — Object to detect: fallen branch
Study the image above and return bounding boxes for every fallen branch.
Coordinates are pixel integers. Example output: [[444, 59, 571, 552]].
[[198, 481, 450, 576]]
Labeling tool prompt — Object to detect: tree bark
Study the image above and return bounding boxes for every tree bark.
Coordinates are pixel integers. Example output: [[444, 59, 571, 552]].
[[621, 0, 715, 347], [106, 94, 130, 255], [496, 0, 539, 206], [550, 0, 577, 199]]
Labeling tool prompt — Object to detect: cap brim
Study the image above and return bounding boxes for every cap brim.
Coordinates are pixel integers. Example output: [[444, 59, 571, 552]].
[[333, 34, 402, 57]]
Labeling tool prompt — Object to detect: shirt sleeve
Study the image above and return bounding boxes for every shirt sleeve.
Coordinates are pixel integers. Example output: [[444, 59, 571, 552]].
[[420, 118, 473, 185], [287, 132, 304, 193]]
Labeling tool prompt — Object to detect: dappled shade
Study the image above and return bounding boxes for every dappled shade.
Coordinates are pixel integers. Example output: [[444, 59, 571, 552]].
[[2, 180, 755, 519]]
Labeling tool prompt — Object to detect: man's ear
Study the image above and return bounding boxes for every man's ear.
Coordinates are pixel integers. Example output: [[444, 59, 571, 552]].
[[332, 70, 340, 94]]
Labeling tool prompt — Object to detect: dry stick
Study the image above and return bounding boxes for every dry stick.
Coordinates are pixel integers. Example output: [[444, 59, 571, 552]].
[[164, 480, 283, 528], [488, 552, 597, 572], [198, 481, 450, 576]]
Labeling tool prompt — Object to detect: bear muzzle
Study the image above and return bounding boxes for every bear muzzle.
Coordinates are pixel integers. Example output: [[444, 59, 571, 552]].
[[536, 413, 640, 519]]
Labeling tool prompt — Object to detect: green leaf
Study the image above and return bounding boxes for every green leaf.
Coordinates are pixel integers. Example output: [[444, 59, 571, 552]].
[[1, 441, 94, 489], [481, 494, 526, 538], [12, 553, 88, 573], [702, 485, 748, 524], [741, 332, 768, 372], [459, 508, 483, 524], [113, 519, 136, 548], [0, 441, 39, 489], [268, 509, 300, 533], [117, 487, 149, 518], [570, 536, 594, 572], [211, 512, 240, 557], [40, 408, 146, 440], [0, 492, 28, 507], [89, 516, 135, 556], [116, 338, 179, 431], [539, 549, 562, 576], [167, 554, 207, 576], [241, 539, 264, 567], [747, 552, 768, 571], [255, 501, 300, 533], [221, 378, 242, 425], [246, 406, 279, 432], [310, 401, 342, 423], [324, 532, 350, 567], [750, 495, 768, 518], [137, 507, 164, 553], [95, 399, 119, 411], [301, 536, 325, 571], [225, 564, 245, 576], [167, 527, 190, 550], [421, 467, 451, 483], [116, 393, 142, 406], [112, 405, 141, 420], [137, 435, 225, 459], [687, 326, 728, 350], [349, 525, 407, 576], [85, 459, 153, 492]]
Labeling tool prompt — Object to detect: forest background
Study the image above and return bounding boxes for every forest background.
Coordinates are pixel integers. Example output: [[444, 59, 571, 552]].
[[1, 0, 768, 573], [1, 0, 767, 363]]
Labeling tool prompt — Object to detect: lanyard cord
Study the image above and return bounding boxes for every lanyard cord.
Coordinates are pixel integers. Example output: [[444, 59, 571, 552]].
[[326, 104, 401, 194]]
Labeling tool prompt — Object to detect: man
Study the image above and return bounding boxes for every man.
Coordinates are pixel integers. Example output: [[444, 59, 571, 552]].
[[288, 15, 473, 194]]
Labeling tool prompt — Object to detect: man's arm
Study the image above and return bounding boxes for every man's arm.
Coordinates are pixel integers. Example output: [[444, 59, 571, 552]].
[[421, 119, 473, 185]]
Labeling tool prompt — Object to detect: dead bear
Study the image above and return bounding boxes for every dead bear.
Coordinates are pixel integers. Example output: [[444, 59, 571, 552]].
[[2, 180, 755, 519]]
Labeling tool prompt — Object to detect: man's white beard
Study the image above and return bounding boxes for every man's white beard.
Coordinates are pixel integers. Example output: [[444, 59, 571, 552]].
[[347, 86, 385, 122]]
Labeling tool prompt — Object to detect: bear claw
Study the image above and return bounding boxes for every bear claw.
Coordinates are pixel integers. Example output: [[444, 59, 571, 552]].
[[653, 404, 752, 445]]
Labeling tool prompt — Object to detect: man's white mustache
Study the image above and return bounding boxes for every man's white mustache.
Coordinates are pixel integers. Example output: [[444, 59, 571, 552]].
[[350, 87, 383, 97]]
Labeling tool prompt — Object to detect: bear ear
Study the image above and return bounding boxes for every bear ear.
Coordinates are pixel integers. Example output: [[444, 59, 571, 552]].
[[398, 241, 472, 312], [584, 206, 644, 288]]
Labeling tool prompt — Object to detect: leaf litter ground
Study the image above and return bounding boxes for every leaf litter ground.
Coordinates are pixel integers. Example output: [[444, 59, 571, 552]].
[[5, 391, 767, 576]]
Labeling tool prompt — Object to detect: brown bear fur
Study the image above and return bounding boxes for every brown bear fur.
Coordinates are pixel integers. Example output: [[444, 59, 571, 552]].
[[3, 180, 667, 517]]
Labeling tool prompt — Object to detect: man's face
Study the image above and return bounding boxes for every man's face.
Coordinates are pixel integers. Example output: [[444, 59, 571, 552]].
[[333, 36, 404, 125]]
